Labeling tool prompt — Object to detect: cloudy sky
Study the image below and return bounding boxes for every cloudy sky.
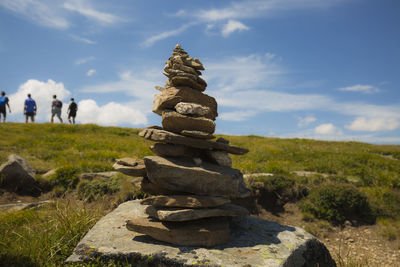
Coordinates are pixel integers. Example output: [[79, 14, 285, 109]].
[[1, 0, 399, 144]]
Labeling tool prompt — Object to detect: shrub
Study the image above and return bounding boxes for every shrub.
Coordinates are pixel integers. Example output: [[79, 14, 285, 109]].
[[77, 177, 120, 202], [363, 187, 400, 218], [300, 183, 375, 224], [50, 166, 80, 191]]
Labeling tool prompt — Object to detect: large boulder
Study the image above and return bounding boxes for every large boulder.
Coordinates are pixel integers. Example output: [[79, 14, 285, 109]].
[[152, 86, 217, 120], [162, 110, 216, 135], [0, 154, 38, 195], [144, 156, 250, 198], [67, 200, 337, 267]]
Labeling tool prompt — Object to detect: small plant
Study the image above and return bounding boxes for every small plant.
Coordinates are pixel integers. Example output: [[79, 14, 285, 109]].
[[300, 183, 375, 224], [77, 177, 121, 202], [50, 166, 80, 191]]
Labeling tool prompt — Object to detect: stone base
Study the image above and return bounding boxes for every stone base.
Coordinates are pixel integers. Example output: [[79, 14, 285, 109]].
[[66, 200, 336, 267]]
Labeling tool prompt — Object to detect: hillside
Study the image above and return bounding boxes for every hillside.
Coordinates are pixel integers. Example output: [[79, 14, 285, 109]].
[[0, 123, 399, 266]]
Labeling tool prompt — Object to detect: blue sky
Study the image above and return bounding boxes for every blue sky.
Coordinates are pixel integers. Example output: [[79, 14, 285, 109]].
[[1, 0, 399, 144]]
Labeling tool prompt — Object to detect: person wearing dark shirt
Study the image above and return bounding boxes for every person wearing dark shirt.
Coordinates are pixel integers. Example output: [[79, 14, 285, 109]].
[[67, 98, 78, 124], [0, 91, 11, 122], [24, 94, 37, 123]]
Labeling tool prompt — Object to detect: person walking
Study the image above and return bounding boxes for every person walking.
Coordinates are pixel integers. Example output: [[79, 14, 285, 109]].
[[24, 94, 37, 123], [0, 91, 11, 122], [51, 95, 63, 123], [67, 98, 78, 124]]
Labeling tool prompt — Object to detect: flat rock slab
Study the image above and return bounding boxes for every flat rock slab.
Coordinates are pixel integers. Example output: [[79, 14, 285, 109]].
[[113, 162, 147, 177], [145, 203, 249, 221], [162, 110, 215, 135], [144, 156, 250, 198], [141, 195, 230, 208], [139, 128, 248, 155], [67, 200, 336, 267]]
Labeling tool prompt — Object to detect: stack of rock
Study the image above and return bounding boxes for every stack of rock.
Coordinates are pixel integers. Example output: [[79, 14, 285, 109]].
[[126, 45, 251, 247]]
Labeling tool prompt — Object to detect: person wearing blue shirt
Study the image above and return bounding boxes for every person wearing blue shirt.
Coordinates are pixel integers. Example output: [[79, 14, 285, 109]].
[[24, 94, 37, 123], [0, 91, 11, 122]]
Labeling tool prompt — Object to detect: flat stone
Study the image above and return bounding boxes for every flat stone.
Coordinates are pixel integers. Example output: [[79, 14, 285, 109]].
[[79, 171, 119, 180], [162, 110, 215, 135], [204, 150, 232, 167], [152, 86, 217, 120], [127, 215, 229, 247], [0, 154, 39, 195], [0, 200, 53, 212], [113, 162, 146, 177], [115, 158, 142, 167], [146, 203, 249, 222], [175, 102, 211, 117], [180, 130, 215, 139], [144, 156, 250, 198], [139, 128, 249, 155], [66, 200, 336, 267], [170, 76, 206, 92], [141, 195, 230, 208], [140, 177, 176, 195]]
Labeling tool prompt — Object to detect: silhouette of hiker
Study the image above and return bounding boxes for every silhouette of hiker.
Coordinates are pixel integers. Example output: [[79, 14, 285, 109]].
[[51, 95, 63, 123], [0, 91, 11, 122], [67, 98, 78, 124], [24, 94, 37, 123]]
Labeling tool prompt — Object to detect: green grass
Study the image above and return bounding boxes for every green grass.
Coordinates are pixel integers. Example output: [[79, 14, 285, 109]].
[[0, 123, 399, 266]]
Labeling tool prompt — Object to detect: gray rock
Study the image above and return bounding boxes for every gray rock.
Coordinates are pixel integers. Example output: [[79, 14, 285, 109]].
[[204, 150, 232, 167], [140, 177, 176, 196], [144, 156, 250, 198], [170, 76, 206, 92], [66, 200, 336, 267], [113, 162, 146, 177], [0, 200, 53, 212], [141, 195, 231, 208], [79, 171, 119, 180], [139, 128, 249, 155], [162, 110, 216, 135], [0, 154, 38, 195], [145, 203, 249, 222], [180, 130, 215, 140], [152, 86, 217, 120], [174, 102, 211, 117], [115, 158, 142, 167]]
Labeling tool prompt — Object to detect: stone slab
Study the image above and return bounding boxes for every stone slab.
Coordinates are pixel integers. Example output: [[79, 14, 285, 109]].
[[66, 200, 336, 267], [113, 162, 147, 177], [141, 195, 230, 208], [145, 203, 249, 221], [139, 128, 248, 155], [162, 110, 215, 135], [144, 156, 250, 198]]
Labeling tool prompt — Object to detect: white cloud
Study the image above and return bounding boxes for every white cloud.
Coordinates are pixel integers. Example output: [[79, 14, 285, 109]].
[[314, 123, 342, 135], [75, 56, 95, 65], [0, 0, 69, 29], [86, 69, 96, 76], [70, 34, 96, 45], [265, 52, 276, 60], [63, 0, 120, 25], [141, 23, 196, 47], [76, 99, 147, 126], [221, 20, 250, 37], [346, 117, 400, 132], [8, 79, 71, 122], [298, 116, 316, 127], [219, 110, 259, 121], [338, 84, 380, 94]]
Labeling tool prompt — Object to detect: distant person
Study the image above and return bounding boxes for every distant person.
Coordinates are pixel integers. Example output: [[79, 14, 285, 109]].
[[51, 95, 63, 123], [67, 98, 78, 124], [0, 91, 11, 122], [24, 94, 37, 123]]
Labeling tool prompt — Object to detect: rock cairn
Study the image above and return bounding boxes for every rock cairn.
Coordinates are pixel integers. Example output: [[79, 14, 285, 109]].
[[125, 45, 251, 247]]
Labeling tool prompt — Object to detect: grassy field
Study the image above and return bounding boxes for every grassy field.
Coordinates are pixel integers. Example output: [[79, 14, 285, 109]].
[[0, 123, 399, 266]]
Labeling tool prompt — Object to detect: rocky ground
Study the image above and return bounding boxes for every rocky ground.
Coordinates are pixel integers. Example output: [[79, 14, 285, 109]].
[[259, 203, 400, 266]]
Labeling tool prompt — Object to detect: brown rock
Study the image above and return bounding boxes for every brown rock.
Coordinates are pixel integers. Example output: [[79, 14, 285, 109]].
[[152, 86, 217, 120], [170, 76, 206, 92], [180, 130, 215, 139], [139, 128, 249, 155], [146, 204, 249, 222], [150, 143, 202, 158], [126, 216, 229, 247], [115, 157, 142, 167], [162, 110, 216, 135], [113, 162, 146, 177], [141, 195, 230, 208], [144, 156, 251, 198], [140, 177, 176, 195]]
